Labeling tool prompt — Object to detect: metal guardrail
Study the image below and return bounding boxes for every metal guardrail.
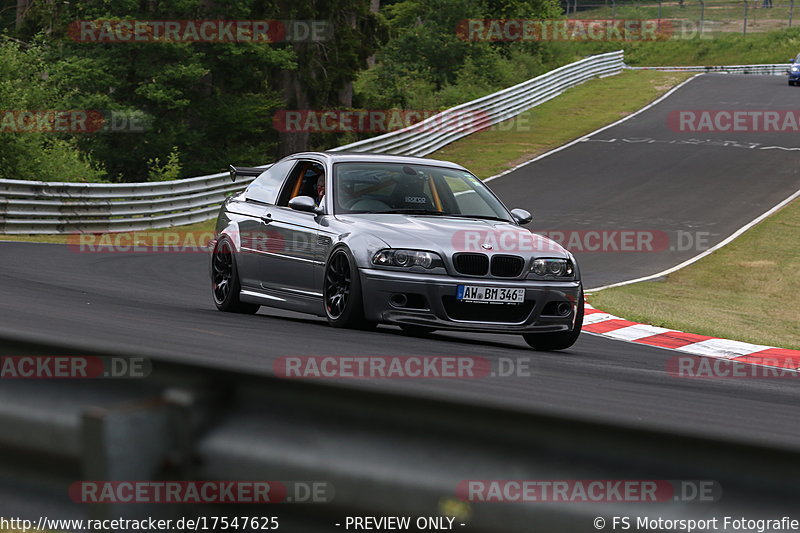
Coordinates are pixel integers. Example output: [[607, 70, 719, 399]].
[[2, 334, 800, 530], [0, 170, 263, 234], [627, 63, 791, 75], [330, 51, 625, 157], [0, 51, 625, 235]]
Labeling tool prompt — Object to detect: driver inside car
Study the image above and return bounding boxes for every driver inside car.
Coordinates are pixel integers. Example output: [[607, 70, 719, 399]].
[[316, 174, 325, 205]]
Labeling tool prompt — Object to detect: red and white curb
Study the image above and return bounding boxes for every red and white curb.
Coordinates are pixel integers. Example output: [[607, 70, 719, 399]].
[[582, 302, 800, 371]]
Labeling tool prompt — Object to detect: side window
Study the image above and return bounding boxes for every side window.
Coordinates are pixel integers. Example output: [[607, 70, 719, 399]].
[[245, 160, 296, 205], [276, 161, 325, 207]]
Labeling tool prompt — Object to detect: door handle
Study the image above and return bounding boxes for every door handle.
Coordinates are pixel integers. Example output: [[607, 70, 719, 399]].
[[260, 213, 272, 224]]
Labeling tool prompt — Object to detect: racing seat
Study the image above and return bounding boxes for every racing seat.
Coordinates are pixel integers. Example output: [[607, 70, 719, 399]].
[[390, 177, 435, 210], [289, 163, 323, 201]]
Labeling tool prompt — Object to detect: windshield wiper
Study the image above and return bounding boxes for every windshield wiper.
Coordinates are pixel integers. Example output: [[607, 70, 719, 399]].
[[351, 210, 509, 221], [389, 209, 450, 215], [357, 209, 448, 215], [447, 214, 512, 222]]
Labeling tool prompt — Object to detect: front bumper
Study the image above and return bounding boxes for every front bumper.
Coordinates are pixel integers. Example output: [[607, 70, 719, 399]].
[[360, 268, 581, 334]]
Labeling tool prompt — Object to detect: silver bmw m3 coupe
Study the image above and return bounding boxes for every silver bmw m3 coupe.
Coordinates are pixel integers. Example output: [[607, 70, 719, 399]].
[[210, 152, 583, 350]]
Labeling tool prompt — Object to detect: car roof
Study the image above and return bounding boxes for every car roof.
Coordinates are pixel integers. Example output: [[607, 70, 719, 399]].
[[281, 151, 468, 171]]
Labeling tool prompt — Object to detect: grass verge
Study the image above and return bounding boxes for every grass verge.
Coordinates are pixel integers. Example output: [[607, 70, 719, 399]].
[[0, 219, 217, 245], [589, 199, 800, 350], [431, 70, 694, 178], [545, 27, 800, 66]]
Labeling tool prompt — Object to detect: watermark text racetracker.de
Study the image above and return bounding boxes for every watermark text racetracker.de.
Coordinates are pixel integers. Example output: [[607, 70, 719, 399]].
[[0, 110, 151, 133], [668, 110, 800, 133], [451, 229, 712, 254], [274, 355, 534, 379], [272, 109, 532, 134], [667, 356, 800, 379], [456, 19, 714, 41], [68, 19, 332, 43], [68, 230, 306, 254], [67, 231, 218, 253], [70, 480, 332, 504], [457, 479, 720, 503], [0, 356, 150, 379]]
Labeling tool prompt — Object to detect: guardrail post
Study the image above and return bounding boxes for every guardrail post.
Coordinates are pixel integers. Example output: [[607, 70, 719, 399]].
[[80, 393, 193, 521], [700, 0, 706, 33], [658, 0, 663, 27], [743, 0, 749, 34]]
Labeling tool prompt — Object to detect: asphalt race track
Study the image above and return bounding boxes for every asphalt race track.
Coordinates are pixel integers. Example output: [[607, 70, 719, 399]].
[[489, 74, 800, 288], [2, 74, 799, 449]]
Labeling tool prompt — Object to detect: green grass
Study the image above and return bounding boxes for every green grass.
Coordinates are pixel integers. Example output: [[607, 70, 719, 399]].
[[0, 219, 217, 244], [626, 27, 800, 64], [573, 1, 795, 25], [590, 199, 800, 350], [431, 70, 693, 178], [554, 26, 800, 65]]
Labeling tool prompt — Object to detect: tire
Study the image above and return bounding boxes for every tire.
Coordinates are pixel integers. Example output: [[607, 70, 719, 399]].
[[323, 247, 374, 329], [522, 296, 584, 351], [790, 80, 796, 86], [211, 237, 260, 314], [400, 325, 436, 336]]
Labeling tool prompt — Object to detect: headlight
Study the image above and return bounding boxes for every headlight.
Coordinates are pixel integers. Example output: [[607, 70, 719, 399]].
[[792, 66, 799, 72], [531, 258, 574, 277], [372, 249, 443, 269]]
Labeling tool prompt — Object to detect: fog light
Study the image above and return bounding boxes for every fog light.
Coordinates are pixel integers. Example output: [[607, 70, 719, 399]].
[[390, 294, 408, 307], [557, 302, 572, 316]]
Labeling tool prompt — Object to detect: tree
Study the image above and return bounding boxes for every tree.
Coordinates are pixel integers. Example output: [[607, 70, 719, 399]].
[[12, 0, 295, 181], [0, 38, 105, 181], [355, 0, 564, 109], [270, 0, 386, 156]]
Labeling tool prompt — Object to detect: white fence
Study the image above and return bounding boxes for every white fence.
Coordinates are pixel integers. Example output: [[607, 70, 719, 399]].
[[2, 50, 623, 234]]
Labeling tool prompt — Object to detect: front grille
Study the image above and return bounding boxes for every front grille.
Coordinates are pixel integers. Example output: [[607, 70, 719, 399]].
[[453, 253, 489, 276], [490, 255, 525, 277], [442, 296, 535, 323]]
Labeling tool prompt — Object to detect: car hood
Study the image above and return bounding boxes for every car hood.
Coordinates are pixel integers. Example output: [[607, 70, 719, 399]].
[[337, 214, 570, 258]]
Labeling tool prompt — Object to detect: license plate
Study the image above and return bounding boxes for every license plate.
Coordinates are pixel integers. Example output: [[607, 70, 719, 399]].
[[456, 285, 525, 304]]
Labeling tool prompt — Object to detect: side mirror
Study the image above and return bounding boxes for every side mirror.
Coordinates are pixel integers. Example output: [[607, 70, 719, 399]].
[[791, 58, 796, 63], [510, 208, 532, 225], [289, 195, 322, 214]]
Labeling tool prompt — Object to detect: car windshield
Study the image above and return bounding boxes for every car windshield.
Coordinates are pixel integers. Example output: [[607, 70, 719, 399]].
[[333, 162, 513, 221]]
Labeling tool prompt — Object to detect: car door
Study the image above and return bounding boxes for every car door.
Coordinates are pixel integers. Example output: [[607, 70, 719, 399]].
[[235, 159, 297, 289], [255, 159, 326, 299]]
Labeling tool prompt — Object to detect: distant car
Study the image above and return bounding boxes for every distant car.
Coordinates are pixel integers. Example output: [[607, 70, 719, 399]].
[[788, 54, 800, 85], [210, 152, 583, 350]]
